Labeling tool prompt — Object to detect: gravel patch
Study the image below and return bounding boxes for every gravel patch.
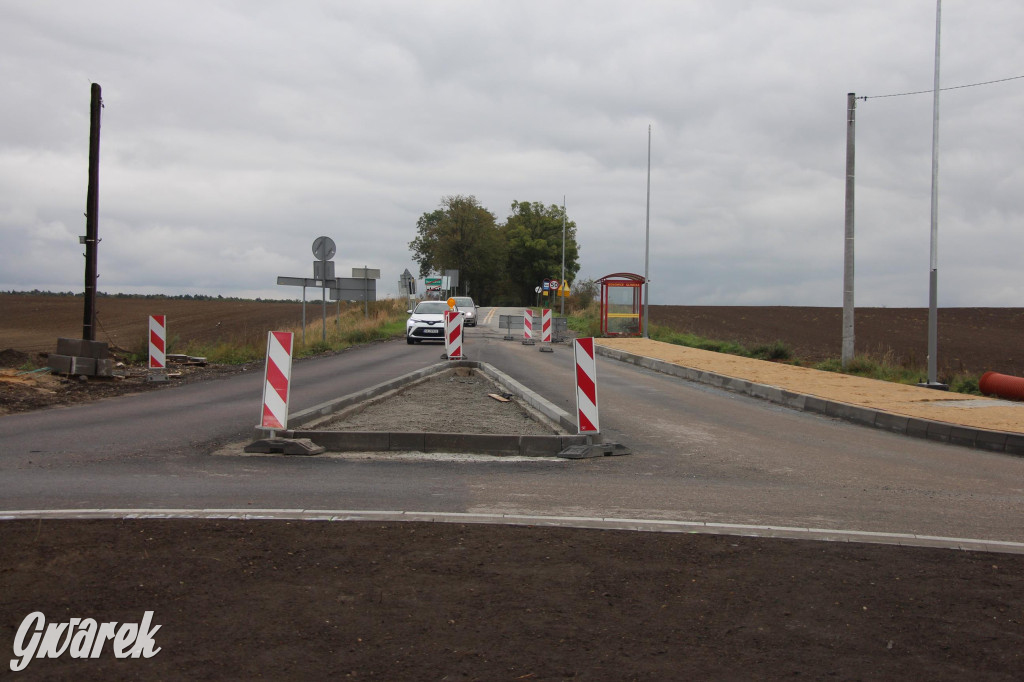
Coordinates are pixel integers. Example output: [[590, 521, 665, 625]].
[[316, 367, 559, 435]]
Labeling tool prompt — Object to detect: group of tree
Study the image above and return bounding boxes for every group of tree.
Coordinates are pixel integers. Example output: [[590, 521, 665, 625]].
[[408, 195, 581, 306], [2, 290, 299, 303]]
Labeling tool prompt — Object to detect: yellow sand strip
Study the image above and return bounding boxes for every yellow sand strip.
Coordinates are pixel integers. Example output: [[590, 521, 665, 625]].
[[597, 338, 1024, 434]]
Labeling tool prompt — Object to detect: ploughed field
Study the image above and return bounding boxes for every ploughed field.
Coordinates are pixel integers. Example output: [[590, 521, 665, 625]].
[[650, 305, 1024, 379], [0, 293, 308, 355], [1, 295, 1021, 378]]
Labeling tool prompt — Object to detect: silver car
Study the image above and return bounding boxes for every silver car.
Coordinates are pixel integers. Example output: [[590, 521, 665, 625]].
[[453, 297, 477, 327]]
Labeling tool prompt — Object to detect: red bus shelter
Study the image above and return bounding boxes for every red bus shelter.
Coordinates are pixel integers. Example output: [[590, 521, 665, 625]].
[[597, 272, 646, 337]]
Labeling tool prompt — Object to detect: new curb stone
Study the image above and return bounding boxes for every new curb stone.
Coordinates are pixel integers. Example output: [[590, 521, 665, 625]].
[[595, 346, 1024, 457], [250, 360, 594, 458]]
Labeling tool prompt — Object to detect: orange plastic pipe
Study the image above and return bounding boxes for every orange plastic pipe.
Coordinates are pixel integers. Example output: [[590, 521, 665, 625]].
[[979, 371, 1024, 401]]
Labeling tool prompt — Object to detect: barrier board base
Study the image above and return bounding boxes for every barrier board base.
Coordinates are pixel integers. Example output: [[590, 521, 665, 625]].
[[244, 437, 326, 456], [558, 441, 632, 459]]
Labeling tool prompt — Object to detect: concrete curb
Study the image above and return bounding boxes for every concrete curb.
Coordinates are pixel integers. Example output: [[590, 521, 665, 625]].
[[1, 508, 1022, 555], [253, 360, 590, 457], [596, 346, 1024, 457]]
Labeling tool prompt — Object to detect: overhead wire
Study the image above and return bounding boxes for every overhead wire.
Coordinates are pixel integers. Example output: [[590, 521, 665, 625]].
[[859, 74, 1024, 100]]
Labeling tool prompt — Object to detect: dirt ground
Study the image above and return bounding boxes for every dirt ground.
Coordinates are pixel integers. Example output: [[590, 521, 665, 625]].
[[0, 352, 255, 416], [2, 519, 1022, 680]]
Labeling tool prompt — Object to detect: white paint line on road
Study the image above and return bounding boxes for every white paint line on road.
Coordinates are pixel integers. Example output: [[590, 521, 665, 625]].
[[2, 508, 1024, 555]]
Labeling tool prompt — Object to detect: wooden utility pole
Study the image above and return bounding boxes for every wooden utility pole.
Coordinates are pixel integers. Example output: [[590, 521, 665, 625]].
[[83, 83, 102, 341]]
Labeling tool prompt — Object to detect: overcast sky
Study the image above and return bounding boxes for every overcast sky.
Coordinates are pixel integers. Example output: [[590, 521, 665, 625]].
[[1, 1, 1022, 306]]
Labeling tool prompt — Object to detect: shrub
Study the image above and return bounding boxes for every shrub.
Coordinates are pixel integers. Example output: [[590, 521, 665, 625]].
[[750, 340, 793, 361]]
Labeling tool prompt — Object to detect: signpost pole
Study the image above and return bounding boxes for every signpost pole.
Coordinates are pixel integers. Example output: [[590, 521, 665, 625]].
[[560, 196, 566, 317]]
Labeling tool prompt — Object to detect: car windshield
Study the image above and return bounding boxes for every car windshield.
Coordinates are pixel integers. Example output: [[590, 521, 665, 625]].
[[454, 298, 475, 307], [413, 301, 449, 315]]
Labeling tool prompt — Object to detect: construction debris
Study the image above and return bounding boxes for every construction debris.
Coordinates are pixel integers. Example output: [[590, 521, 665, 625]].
[[49, 338, 113, 377], [167, 354, 208, 366]]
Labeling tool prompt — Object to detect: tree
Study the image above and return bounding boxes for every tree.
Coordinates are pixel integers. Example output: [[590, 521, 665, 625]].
[[502, 200, 580, 305], [408, 195, 506, 303]]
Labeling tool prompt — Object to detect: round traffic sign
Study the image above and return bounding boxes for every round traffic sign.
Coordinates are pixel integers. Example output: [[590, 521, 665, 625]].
[[312, 236, 336, 261], [549, 279, 560, 290], [534, 286, 542, 294]]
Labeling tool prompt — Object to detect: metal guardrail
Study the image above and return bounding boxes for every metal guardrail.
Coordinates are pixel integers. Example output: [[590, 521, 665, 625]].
[[498, 314, 569, 341]]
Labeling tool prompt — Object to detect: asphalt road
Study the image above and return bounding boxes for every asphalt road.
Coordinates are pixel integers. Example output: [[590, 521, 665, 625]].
[[2, 306, 1023, 543]]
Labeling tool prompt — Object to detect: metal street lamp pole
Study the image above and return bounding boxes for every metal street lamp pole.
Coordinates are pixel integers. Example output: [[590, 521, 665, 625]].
[[926, 0, 943, 387], [643, 124, 651, 338], [842, 93, 856, 369]]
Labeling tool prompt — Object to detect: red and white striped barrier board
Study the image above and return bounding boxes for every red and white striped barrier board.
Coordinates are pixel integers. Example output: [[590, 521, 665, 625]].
[[523, 308, 534, 341], [444, 310, 464, 359], [260, 331, 294, 430], [574, 337, 600, 433], [148, 315, 166, 369], [541, 309, 552, 343]]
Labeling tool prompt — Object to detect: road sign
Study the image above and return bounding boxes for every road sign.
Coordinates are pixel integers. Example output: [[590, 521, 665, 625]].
[[352, 267, 380, 279], [260, 331, 294, 430], [149, 315, 166, 370], [277, 276, 334, 288], [543, 279, 551, 291], [314, 261, 335, 280], [328, 278, 377, 302], [574, 337, 600, 433], [444, 310, 464, 359], [400, 269, 416, 295], [541, 309, 552, 343], [312, 236, 336, 261], [549, 279, 559, 291]]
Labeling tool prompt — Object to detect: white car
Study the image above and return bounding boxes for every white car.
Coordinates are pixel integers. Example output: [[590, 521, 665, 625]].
[[453, 297, 477, 326], [406, 300, 450, 344]]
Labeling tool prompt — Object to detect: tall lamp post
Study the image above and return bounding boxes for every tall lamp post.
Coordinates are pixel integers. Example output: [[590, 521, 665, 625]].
[[643, 124, 651, 338], [924, 0, 945, 388], [842, 93, 856, 369]]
